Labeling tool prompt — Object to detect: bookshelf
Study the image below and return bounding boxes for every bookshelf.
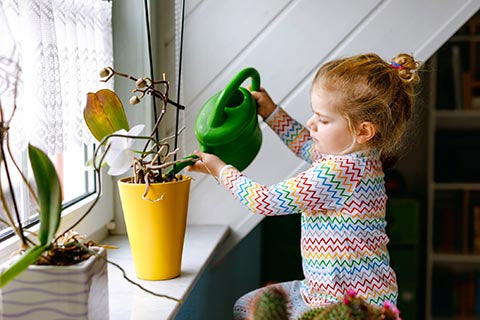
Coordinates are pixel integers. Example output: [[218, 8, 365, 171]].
[[426, 11, 480, 320], [435, 110, 480, 129]]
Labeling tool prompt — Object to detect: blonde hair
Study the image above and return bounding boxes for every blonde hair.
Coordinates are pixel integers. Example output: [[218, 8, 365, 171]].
[[312, 53, 420, 157]]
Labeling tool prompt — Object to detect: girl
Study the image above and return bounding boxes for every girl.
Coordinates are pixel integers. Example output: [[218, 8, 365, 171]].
[[188, 53, 420, 319]]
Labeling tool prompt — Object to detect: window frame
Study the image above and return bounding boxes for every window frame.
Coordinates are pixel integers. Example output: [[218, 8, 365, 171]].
[[0, 144, 98, 241]]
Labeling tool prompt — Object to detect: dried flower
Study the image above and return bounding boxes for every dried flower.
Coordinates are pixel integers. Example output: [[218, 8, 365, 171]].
[[85, 67, 190, 184]]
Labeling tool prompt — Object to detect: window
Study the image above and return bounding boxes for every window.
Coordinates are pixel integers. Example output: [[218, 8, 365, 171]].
[[0, 146, 96, 239], [0, 0, 113, 242]]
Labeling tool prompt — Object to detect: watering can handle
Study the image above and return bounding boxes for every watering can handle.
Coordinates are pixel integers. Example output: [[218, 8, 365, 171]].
[[210, 67, 261, 128]]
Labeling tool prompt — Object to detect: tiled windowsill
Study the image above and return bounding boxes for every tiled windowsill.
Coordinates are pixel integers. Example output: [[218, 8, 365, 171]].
[[104, 224, 230, 320]]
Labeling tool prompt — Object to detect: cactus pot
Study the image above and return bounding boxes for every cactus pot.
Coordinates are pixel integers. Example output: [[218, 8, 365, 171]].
[[0, 247, 109, 320], [117, 176, 191, 280]]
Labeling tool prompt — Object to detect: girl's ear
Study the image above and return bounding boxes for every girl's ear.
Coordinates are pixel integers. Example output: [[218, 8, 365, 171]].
[[355, 121, 375, 145]]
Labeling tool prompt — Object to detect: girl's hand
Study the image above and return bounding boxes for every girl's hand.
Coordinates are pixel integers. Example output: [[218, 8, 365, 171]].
[[249, 87, 276, 120], [187, 150, 227, 178]]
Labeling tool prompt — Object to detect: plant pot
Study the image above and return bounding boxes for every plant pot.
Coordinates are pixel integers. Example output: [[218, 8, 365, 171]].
[[117, 176, 191, 280], [0, 247, 109, 320]]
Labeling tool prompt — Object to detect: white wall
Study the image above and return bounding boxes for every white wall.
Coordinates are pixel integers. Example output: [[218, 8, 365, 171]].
[[110, 0, 480, 250], [179, 0, 480, 252]]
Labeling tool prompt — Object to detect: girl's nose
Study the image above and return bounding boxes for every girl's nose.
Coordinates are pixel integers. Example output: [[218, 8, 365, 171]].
[[306, 116, 315, 130]]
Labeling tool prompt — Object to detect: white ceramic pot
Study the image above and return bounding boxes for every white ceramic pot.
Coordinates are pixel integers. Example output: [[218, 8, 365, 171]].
[[0, 247, 109, 320]]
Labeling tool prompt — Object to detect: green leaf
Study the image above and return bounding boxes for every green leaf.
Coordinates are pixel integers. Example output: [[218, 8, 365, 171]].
[[28, 144, 62, 246], [0, 244, 49, 287], [84, 89, 130, 142]]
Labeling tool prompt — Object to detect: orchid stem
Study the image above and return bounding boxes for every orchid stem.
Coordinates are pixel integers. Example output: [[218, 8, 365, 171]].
[[0, 134, 27, 246]]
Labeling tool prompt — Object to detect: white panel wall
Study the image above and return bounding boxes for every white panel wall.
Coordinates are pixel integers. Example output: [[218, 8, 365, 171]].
[[181, 0, 480, 250]]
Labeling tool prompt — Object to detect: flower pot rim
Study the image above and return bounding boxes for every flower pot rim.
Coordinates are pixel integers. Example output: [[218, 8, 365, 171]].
[[118, 175, 192, 185], [0, 246, 105, 271]]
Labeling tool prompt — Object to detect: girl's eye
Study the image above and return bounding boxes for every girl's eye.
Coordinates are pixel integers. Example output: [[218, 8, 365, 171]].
[[311, 112, 328, 124]]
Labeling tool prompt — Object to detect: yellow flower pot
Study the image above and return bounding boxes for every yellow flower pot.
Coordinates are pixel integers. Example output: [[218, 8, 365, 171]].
[[117, 176, 191, 280]]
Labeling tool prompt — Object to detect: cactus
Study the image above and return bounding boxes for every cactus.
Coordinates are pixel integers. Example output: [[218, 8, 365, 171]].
[[298, 290, 402, 320], [247, 286, 290, 320], [247, 287, 401, 320]]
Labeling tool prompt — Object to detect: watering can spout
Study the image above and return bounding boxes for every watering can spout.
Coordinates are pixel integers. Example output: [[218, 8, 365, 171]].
[[194, 67, 262, 171]]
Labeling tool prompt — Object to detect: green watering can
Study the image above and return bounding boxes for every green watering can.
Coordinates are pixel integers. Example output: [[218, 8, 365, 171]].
[[195, 67, 262, 171], [166, 67, 262, 176]]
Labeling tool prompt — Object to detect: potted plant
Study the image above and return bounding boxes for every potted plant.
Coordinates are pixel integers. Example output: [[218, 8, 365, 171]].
[[0, 69, 184, 320], [0, 90, 110, 317], [84, 67, 197, 281]]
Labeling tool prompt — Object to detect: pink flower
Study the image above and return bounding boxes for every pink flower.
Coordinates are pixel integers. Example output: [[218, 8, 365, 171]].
[[391, 305, 400, 315], [383, 301, 401, 318], [347, 289, 356, 297]]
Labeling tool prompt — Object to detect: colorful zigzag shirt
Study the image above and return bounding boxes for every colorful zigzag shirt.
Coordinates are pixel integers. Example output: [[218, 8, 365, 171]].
[[220, 107, 398, 307]]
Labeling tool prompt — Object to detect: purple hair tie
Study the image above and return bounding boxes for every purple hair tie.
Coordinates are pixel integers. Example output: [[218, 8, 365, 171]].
[[391, 61, 404, 70]]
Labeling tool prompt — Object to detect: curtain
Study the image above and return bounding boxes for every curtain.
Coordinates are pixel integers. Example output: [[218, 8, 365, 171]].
[[0, 0, 113, 155], [0, 0, 20, 125]]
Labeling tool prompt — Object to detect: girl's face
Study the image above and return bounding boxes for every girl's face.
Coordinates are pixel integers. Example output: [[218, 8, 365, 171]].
[[306, 87, 359, 155]]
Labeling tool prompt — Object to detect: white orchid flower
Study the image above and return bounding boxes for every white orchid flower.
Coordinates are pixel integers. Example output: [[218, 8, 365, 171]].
[[104, 124, 145, 176]]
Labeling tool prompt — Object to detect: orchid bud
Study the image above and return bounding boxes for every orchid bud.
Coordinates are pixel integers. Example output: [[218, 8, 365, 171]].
[[99, 68, 110, 78], [129, 95, 141, 105], [136, 77, 147, 89]]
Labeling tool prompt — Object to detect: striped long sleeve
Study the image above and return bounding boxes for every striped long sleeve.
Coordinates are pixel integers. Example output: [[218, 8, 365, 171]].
[[221, 155, 364, 216]]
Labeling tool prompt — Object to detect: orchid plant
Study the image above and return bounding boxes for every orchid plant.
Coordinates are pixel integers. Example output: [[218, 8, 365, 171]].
[[84, 67, 198, 200], [0, 72, 104, 287], [0, 65, 185, 302]]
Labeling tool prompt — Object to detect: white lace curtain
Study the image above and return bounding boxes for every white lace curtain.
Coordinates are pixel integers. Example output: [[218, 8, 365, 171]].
[[0, 0, 113, 155]]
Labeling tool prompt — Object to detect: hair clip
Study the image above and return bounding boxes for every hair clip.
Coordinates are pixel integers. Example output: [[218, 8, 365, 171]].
[[390, 61, 404, 70]]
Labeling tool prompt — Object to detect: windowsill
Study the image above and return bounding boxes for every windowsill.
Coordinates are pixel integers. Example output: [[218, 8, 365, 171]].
[[104, 224, 230, 320]]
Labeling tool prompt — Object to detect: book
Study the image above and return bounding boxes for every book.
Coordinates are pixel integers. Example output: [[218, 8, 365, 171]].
[[451, 45, 463, 109], [473, 205, 480, 254], [462, 190, 471, 253], [439, 207, 456, 252], [463, 72, 473, 109]]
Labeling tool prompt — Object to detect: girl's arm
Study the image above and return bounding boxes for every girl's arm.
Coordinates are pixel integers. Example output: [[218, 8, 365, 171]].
[[219, 157, 364, 216], [251, 89, 319, 163], [265, 107, 319, 163], [188, 151, 364, 217]]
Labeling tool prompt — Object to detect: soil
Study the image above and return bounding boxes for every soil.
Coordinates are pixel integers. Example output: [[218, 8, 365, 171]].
[[34, 241, 96, 266]]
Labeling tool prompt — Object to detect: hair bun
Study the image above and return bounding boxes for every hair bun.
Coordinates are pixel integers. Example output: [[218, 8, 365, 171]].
[[391, 53, 420, 83]]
